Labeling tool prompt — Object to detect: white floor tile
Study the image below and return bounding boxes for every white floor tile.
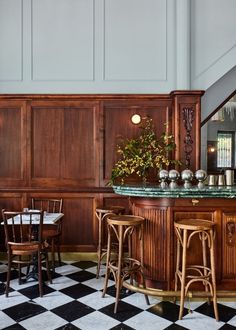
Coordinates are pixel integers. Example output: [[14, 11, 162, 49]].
[[53, 264, 82, 275], [122, 292, 160, 310], [228, 315, 236, 327], [19, 311, 67, 330], [175, 311, 224, 329], [78, 291, 115, 309], [0, 311, 15, 329], [6, 277, 38, 291], [0, 291, 29, 309], [82, 277, 114, 290], [33, 291, 74, 310], [72, 310, 120, 330], [124, 310, 172, 330], [47, 275, 78, 290]]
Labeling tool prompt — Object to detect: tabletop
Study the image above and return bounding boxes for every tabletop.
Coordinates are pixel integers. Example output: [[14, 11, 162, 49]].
[[1, 212, 64, 225]]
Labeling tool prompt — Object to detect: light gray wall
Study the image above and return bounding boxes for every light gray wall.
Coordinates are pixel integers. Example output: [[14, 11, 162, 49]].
[[0, 0, 235, 93]]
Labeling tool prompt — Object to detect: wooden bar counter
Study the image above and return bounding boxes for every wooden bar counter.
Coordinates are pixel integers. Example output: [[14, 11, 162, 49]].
[[113, 184, 236, 292]]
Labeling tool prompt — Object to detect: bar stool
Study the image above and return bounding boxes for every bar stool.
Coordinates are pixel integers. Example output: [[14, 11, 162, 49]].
[[174, 219, 219, 321], [95, 206, 125, 278], [102, 214, 149, 313]]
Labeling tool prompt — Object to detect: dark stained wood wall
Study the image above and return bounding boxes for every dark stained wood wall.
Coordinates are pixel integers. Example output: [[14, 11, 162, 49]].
[[0, 92, 204, 252]]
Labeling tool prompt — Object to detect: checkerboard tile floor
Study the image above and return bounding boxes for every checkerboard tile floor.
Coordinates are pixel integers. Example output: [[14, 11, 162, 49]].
[[0, 260, 236, 330]]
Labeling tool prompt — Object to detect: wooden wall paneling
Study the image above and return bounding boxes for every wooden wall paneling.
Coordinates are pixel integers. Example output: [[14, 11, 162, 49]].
[[0, 100, 27, 187], [102, 98, 173, 185], [29, 100, 100, 187]]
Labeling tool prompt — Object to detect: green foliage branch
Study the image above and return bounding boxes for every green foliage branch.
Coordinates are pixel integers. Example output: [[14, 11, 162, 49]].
[[110, 117, 180, 185]]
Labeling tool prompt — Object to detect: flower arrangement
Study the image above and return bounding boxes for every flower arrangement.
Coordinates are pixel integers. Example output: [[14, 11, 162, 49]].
[[110, 117, 180, 185]]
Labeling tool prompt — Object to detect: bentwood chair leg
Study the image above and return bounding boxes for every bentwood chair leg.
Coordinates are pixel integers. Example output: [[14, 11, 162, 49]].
[[179, 229, 187, 320], [18, 261, 21, 285], [140, 224, 150, 305], [202, 232, 210, 304], [57, 239, 61, 266], [38, 252, 43, 297], [210, 229, 219, 321], [96, 215, 102, 279], [102, 227, 111, 298], [114, 226, 123, 314], [51, 240, 55, 271], [174, 233, 181, 304], [45, 253, 52, 284], [6, 253, 11, 297]]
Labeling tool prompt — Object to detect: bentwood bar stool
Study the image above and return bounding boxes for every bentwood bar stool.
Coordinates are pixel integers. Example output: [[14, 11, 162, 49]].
[[174, 219, 219, 321], [95, 206, 125, 278], [102, 214, 149, 313]]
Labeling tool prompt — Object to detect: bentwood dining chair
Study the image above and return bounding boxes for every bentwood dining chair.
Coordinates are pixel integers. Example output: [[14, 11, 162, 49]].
[[2, 209, 52, 297], [31, 198, 63, 271]]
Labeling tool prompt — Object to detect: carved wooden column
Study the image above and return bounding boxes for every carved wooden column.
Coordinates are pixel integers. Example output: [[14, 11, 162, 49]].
[[171, 91, 205, 171]]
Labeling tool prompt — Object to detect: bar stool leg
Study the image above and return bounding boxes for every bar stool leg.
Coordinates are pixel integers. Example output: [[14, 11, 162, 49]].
[[102, 225, 112, 298], [174, 233, 181, 303], [210, 229, 219, 321], [201, 231, 210, 304], [96, 213, 102, 278], [179, 229, 187, 320], [114, 225, 124, 313]]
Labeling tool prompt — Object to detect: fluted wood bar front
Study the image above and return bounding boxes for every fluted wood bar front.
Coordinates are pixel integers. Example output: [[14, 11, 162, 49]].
[[113, 185, 236, 295]]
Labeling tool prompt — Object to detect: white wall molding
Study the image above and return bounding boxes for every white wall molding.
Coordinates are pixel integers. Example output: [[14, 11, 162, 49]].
[[176, 0, 191, 89], [0, 0, 23, 82], [191, 0, 236, 90], [0, 0, 235, 93]]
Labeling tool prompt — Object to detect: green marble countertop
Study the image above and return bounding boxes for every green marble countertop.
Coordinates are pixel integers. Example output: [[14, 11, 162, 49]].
[[113, 184, 236, 198]]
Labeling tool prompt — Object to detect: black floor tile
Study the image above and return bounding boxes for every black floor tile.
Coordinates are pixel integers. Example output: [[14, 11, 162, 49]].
[[3, 301, 47, 322], [99, 301, 143, 322], [147, 301, 188, 322], [71, 261, 97, 269], [0, 269, 22, 282], [195, 301, 236, 322], [218, 324, 236, 329], [59, 283, 97, 299], [51, 300, 94, 322], [164, 324, 190, 330], [66, 270, 96, 282], [3, 324, 26, 330], [55, 323, 80, 330], [110, 324, 135, 330], [18, 283, 55, 299], [55, 324, 81, 330], [104, 285, 135, 299]]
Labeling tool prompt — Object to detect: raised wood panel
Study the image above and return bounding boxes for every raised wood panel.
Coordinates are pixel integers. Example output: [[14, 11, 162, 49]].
[[30, 101, 99, 187], [222, 212, 236, 279], [103, 99, 173, 183], [0, 101, 26, 186], [60, 195, 97, 252]]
